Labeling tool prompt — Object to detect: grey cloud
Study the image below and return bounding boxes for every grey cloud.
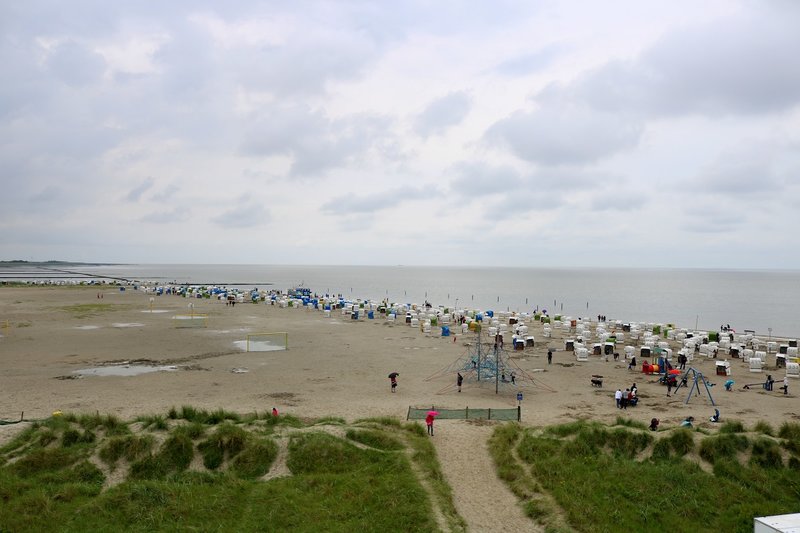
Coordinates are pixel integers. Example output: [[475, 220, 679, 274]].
[[488, 190, 565, 221], [213, 203, 270, 228], [414, 92, 471, 137], [29, 186, 64, 204], [322, 186, 428, 215], [237, 36, 376, 97], [695, 152, 785, 197], [337, 213, 374, 232], [140, 207, 190, 224], [126, 178, 155, 202], [680, 209, 745, 234], [46, 41, 106, 87], [521, 168, 601, 192], [494, 44, 563, 76], [0, 39, 49, 119], [241, 107, 397, 177], [540, 7, 800, 117], [486, 106, 642, 165], [448, 162, 521, 197], [588, 190, 647, 212], [150, 184, 181, 203]]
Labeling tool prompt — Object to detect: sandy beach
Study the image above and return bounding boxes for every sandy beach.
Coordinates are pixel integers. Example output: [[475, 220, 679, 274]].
[[1, 286, 797, 531]]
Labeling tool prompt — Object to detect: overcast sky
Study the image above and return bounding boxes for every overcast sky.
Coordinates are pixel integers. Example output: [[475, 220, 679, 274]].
[[2, 1, 799, 268]]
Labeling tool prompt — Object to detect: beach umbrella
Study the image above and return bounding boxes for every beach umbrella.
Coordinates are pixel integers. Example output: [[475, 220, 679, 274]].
[[388, 372, 399, 379], [427, 410, 439, 416]]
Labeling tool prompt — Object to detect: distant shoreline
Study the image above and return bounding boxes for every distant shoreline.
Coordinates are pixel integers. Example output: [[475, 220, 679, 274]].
[[0, 260, 125, 267]]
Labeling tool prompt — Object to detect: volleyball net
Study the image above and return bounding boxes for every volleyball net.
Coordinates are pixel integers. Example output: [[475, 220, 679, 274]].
[[407, 406, 520, 421], [172, 314, 209, 328], [246, 332, 289, 352]]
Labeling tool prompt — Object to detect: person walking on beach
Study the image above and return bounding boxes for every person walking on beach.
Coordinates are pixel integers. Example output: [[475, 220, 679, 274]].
[[783, 376, 789, 395], [457, 372, 463, 392], [765, 374, 774, 391], [547, 350, 553, 365], [389, 372, 399, 393], [628, 356, 636, 371], [425, 412, 435, 436], [667, 377, 673, 397], [615, 389, 623, 409]]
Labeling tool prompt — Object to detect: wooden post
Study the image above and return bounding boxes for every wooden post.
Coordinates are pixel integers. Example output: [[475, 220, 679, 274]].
[[517, 405, 521, 421], [488, 408, 492, 420], [465, 406, 469, 419], [406, 406, 411, 420]]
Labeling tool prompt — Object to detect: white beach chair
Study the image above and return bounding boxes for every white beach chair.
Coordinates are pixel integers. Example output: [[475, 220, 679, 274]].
[[575, 347, 589, 362], [767, 342, 777, 353], [624, 345, 634, 359]]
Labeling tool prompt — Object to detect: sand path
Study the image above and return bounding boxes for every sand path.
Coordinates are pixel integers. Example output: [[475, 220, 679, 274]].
[[432, 421, 540, 533]]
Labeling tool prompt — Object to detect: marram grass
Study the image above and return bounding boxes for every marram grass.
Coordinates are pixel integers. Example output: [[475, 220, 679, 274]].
[[0, 409, 453, 532]]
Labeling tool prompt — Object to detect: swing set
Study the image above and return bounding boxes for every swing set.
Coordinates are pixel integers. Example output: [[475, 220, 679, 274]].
[[672, 367, 716, 406]]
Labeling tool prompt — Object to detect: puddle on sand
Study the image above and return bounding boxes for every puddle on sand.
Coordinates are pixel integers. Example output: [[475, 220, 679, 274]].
[[73, 364, 179, 377]]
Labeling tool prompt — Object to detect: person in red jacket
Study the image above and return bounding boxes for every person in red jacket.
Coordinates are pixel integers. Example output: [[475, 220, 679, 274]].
[[425, 413, 435, 436]]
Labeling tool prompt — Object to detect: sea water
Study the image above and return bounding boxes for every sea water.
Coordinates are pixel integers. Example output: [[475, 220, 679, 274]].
[[12, 264, 796, 337]]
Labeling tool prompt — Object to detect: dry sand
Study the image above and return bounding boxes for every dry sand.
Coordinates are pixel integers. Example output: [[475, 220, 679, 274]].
[[1, 287, 797, 532]]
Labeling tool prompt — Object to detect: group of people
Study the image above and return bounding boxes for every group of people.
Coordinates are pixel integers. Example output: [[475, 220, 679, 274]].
[[614, 384, 638, 409]]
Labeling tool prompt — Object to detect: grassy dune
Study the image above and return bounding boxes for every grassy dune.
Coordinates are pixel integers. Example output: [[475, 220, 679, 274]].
[[489, 418, 800, 533], [0, 409, 462, 532]]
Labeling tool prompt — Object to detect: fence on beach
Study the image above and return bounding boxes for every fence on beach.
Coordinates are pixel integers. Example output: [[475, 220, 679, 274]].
[[407, 406, 520, 421]]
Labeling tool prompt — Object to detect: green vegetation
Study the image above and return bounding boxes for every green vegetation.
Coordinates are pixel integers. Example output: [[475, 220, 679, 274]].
[[753, 420, 774, 436], [346, 428, 404, 451], [0, 410, 456, 532], [614, 416, 648, 430], [778, 421, 800, 441], [137, 414, 169, 430], [719, 420, 746, 434], [229, 439, 278, 479], [169, 405, 242, 424], [99, 435, 155, 467], [198, 423, 248, 469], [698, 433, 749, 463], [491, 419, 800, 532]]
